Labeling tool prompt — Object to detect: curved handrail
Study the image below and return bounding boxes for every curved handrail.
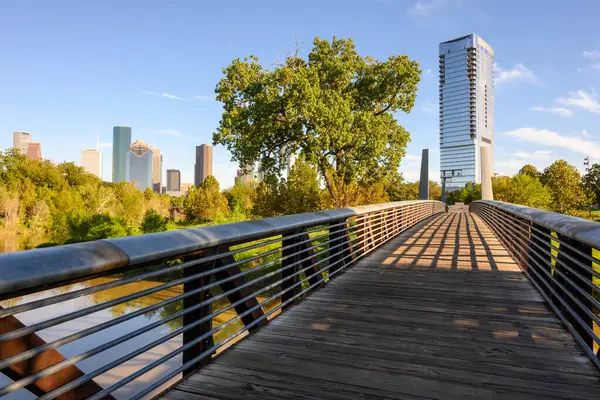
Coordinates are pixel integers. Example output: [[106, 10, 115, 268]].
[[471, 200, 600, 250], [0, 200, 445, 297]]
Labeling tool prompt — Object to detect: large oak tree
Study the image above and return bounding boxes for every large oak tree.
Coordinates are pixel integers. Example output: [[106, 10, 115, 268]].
[[213, 36, 421, 207]]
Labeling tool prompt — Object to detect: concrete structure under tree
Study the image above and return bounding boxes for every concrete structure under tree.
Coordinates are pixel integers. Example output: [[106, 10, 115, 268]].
[[194, 144, 213, 187], [439, 34, 494, 192], [112, 126, 132, 183]]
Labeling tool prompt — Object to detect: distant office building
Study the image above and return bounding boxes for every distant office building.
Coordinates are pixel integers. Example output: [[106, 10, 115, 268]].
[[166, 169, 181, 191], [81, 149, 103, 179], [439, 33, 494, 192], [26, 142, 42, 161], [235, 168, 254, 185], [128, 140, 153, 191], [13, 132, 32, 155], [151, 147, 162, 193], [194, 144, 213, 186], [180, 182, 193, 195], [112, 126, 132, 183]]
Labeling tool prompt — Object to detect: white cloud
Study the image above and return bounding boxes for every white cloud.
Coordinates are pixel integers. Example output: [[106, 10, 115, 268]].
[[194, 94, 213, 101], [583, 129, 591, 138], [556, 89, 600, 114], [408, 0, 448, 16], [513, 150, 553, 161], [495, 63, 539, 85], [157, 129, 186, 138], [505, 127, 600, 158], [583, 50, 600, 60], [530, 106, 572, 116], [162, 93, 182, 100], [99, 142, 112, 149], [425, 68, 432, 75], [404, 154, 422, 162], [142, 90, 158, 96], [496, 150, 552, 176]]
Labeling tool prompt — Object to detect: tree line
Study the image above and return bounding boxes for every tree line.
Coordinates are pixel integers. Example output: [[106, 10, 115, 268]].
[[0, 149, 435, 246], [447, 160, 597, 218]]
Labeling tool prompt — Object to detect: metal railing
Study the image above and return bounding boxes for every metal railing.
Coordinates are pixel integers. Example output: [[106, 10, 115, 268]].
[[0, 200, 445, 399], [471, 200, 600, 369]]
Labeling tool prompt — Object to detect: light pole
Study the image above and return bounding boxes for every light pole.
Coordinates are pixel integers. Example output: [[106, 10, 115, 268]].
[[584, 156, 591, 216]]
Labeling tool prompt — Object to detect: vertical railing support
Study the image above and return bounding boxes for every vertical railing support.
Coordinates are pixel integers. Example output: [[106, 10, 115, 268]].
[[182, 250, 215, 377], [556, 235, 594, 349], [528, 223, 553, 298], [328, 218, 348, 277], [281, 229, 302, 310]]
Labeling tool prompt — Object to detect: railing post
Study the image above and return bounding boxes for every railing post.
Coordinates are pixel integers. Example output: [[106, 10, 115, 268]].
[[528, 223, 553, 298], [281, 229, 301, 310], [555, 235, 594, 350], [182, 250, 215, 377], [328, 218, 348, 277]]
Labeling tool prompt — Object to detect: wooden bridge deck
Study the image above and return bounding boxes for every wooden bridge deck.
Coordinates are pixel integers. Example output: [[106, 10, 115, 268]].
[[163, 208, 600, 399]]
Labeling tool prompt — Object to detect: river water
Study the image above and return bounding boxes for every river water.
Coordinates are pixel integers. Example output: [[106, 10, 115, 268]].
[[0, 274, 270, 399], [0, 235, 49, 254]]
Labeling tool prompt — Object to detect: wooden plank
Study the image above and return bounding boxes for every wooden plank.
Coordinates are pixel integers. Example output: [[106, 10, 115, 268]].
[[161, 208, 600, 400]]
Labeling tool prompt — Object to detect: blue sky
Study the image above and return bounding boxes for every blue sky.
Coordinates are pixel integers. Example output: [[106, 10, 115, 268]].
[[1, 0, 600, 187]]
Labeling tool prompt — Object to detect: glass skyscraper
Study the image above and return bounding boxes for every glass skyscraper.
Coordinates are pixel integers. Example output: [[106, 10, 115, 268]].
[[439, 34, 494, 192], [128, 140, 153, 191], [112, 126, 132, 183]]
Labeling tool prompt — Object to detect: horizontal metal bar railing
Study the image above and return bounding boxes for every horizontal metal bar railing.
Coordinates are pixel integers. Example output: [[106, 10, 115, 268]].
[[470, 200, 600, 369], [0, 200, 446, 399]]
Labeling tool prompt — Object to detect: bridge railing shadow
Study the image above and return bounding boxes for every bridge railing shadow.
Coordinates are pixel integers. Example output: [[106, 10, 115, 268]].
[[471, 200, 600, 369]]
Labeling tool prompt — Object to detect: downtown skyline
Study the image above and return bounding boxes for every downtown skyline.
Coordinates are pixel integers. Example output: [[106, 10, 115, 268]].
[[2, 1, 600, 188]]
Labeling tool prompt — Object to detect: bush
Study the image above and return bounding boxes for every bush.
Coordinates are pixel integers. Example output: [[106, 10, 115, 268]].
[[141, 209, 168, 234], [65, 214, 129, 243]]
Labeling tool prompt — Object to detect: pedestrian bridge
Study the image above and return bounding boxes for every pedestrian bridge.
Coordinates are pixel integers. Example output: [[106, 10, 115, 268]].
[[1, 201, 599, 399]]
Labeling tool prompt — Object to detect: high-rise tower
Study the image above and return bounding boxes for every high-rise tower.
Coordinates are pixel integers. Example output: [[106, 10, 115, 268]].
[[194, 144, 213, 186], [13, 132, 32, 155], [166, 169, 181, 191], [128, 140, 153, 191], [151, 146, 162, 193], [112, 126, 132, 183], [81, 149, 103, 179], [439, 34, 494, 192]]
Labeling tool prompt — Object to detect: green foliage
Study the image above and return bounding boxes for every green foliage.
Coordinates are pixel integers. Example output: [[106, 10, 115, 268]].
[[252, 180, 283, 218], [583, 163, 600, 206], [183, 176, 229, 221], [518, 164, 540, 179], [279, 158, 322, 214], [141, 209, 168, 234], [447, 182, 481, 205], [0, 149, 176, 244], [223, 179, 255, 217], [385, 173, 419, 201], [541, 160, 589, 214], [508, 174, 552, 209], [213, 36, 420, 208], [428, 181, 442, 201], [64, 214, 129, 244], [492, 174, 551, 209]]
